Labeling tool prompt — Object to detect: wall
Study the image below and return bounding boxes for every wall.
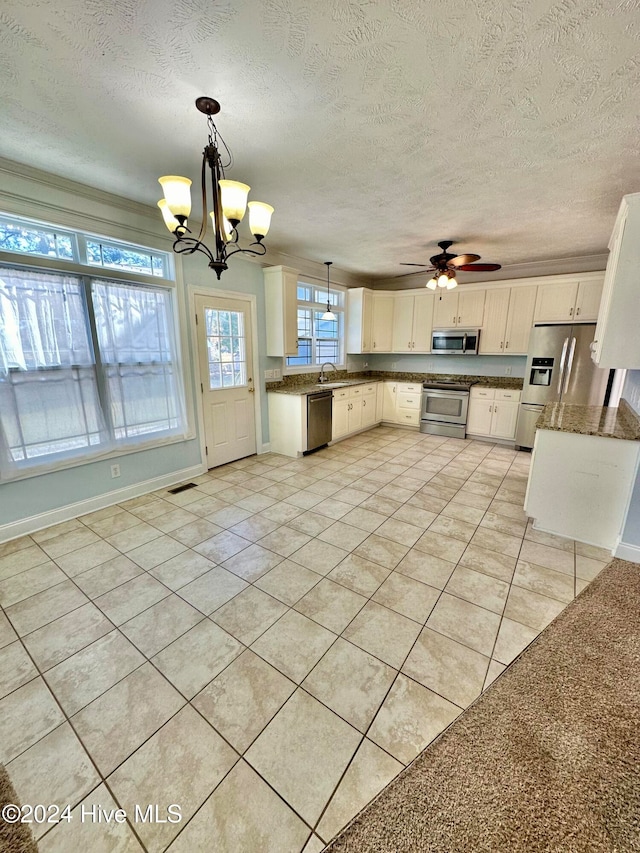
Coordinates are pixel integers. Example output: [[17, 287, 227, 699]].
[[0, 160, 205, 534], [620, 370, 640, 550], [365, 352, 526, 378]]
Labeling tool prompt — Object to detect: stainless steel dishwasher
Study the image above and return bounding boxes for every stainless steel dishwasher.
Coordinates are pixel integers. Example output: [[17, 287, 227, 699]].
[[306, 390, 333, 452]]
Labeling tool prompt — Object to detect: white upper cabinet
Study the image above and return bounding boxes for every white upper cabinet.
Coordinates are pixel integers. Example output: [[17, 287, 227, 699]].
[[346, 287, 373, 353], [433, 289, 485, 328], [479, 289, 510, 354], [264, 265, 299, 357], [480, 286, 536, 355], [534, 274, 603, 323], [371, 293, 394, 352], [392, 292, 434, 352], [592, 193, 640, 367]]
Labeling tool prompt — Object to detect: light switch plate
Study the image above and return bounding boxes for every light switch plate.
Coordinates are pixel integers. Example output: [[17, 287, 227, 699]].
[[273, 368, 281, 380], [264, 369, 274, 379]]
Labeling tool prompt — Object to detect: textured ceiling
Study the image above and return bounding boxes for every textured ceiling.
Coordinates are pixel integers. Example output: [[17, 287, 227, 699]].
[[1, 0, 640, 279]]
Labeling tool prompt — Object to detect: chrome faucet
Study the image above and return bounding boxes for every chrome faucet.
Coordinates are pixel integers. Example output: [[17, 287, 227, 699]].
[[318, 362, 338, 383]]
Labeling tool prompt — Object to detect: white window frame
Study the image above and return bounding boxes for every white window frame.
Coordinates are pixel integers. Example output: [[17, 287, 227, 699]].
[[284, 279, 346, 374], [0, 212, 194, 483]]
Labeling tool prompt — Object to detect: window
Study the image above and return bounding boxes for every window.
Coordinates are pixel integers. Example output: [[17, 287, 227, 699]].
[[0, 223, 186, 480], [0, 213, 171, 278], [286, 283, 344, 369], [203, 308, 248, 389]]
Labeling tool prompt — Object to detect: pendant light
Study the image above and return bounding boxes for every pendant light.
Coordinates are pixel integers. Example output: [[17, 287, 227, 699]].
[[158, 97, 274, 280], [322, 262, 336, 321]]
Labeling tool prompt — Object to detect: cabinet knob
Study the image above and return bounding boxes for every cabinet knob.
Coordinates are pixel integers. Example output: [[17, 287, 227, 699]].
[[576, 307, 581, 316], [458, 316, 461, 323], [505, 341, 509, 349], [569, 307, 574, 316], [500, 342, 503, 349], [363, 400, 366, 407]]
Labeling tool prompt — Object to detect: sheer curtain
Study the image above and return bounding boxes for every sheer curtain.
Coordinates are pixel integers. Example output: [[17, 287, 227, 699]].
[[0, 268, 108, 477], [91, 280, 186, 444]]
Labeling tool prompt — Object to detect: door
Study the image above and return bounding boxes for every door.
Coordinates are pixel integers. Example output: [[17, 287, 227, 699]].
[[433, 292, 458, 328], [392, 294, 415, 352], [412, 292, 434, 352], [332, 397, 349, 439], [458, 289, 486, 327], [348, 398, 363, 432], [362, 392, 377, 427], [491, 401, 519, 439], [383, 383, 398, 421], [534, 282, 579, 322], [504, 286, 536, 354], [371, 294, 394, 351], [195, 295, 257, 468], [574, 280, 603, 321], [479, 289, 509, 353], [560, 325, 610, 405], [467, 399, 493, 435]]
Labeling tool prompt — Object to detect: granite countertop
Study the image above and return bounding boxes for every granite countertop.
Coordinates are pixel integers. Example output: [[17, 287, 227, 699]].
[[536, 399, 640, 441], [266, 371, 524, 396]]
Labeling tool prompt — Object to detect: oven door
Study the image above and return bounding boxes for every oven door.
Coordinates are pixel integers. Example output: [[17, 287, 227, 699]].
[[421, 389, 469, 425]]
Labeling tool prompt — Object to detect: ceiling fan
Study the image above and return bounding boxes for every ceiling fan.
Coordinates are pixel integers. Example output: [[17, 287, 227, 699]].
[[400, 240, 501, 290]]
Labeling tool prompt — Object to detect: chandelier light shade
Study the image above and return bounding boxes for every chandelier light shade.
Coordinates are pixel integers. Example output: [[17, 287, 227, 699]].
[[322, 262, 336, 321], [157, 97, 274, 279], [426, 276, 438, 290]]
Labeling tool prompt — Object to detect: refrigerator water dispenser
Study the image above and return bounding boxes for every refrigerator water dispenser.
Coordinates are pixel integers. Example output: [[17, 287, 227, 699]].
[[530, 357, 554, 386]]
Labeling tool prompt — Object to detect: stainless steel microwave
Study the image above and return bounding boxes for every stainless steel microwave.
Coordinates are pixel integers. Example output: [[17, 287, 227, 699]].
[[431, 329, 480, 355]]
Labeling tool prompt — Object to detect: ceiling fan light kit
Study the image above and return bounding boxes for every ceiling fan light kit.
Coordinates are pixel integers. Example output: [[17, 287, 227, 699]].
[[401, 240, 501, 290], [157, 97, 274, 279]]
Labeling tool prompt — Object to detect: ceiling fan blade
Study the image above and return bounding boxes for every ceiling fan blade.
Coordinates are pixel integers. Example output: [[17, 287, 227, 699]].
[[456, 263, 502, 272], [400, 263, 431, 267], [448, 253, 481, 267], [396, 268, 436, 278]]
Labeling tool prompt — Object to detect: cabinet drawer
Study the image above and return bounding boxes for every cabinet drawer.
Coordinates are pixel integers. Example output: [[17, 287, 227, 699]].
[[350, 386, 363, 397], [397, 408, 420, 425], [470, 387, 495, 400], [363, 384, 377, 394], [397, 393, 420, 410], [334, 388, 350, 400], [398, 383, 421, 394], [495, 389, 521, 402]]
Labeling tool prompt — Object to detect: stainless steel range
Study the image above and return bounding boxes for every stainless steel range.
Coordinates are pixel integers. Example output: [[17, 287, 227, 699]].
[[420, 382, 472, 439]]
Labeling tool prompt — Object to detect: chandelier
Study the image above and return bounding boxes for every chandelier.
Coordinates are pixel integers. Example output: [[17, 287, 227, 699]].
[[157, 97, 274, 279]]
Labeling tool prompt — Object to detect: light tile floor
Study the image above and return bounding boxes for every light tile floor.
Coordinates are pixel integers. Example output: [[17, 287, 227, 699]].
[[0, 428, 612, 852]]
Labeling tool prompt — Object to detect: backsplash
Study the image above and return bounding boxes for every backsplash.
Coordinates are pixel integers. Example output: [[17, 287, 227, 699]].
[[365, 352, 526, 378], [622, 370, 640, 414]]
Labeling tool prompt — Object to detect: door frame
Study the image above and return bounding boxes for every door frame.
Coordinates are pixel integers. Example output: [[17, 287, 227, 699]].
[[188, 285, 266, 469]]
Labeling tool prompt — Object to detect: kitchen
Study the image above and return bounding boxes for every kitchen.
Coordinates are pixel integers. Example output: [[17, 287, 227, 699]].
[[265, 195, 640, 562]]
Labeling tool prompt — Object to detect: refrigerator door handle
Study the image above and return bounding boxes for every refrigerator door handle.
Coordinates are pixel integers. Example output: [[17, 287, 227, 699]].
[[557, 337, 569, 394], [563, 337, 577, 395]]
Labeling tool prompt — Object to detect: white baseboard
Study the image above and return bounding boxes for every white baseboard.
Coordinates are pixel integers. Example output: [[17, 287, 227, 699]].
[[614, 541, 640, 563], [0, 464, 207, 544]]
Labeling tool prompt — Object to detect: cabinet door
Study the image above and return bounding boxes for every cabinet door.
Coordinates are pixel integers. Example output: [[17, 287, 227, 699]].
[[348, 399, 363, 432], [490, 400, 519, 439], [433, 292, 458, 328], [362, 393, 376, 427], [361, 290, 373, 351], [504, 286, 537, 354], [466, 398, 493, 435], [332, 398, 349, 440], [375, 383, 383, 421], [382, 382, 398, 421], [391, 294, 415, 352], [371, 295, 394, 352], [412, 292, 434, 352], [264, 265, 300, 356], [479, 289, 509, 354], [458, 289, 486, 327], [574, 279, 603, 322], [534, 282, 579, 322]]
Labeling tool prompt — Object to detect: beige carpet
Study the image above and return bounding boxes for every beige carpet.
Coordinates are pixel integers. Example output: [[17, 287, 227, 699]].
[[0, 765, 38, 853], [325, 558, 640, 853]]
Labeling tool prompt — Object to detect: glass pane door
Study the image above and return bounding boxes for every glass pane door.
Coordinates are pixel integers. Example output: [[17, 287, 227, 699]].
[[204, 308, 247, 389]]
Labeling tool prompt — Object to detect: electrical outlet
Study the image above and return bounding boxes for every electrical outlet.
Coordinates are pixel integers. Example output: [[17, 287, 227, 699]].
[[505, 366, 512, 375], [110, 464, 121, 478], [427, 361, 434, 371], [273, 368, 281, 380], [392, 361, 398, 369], [264, 369, 274, 380], [363, 361, 368, 368]]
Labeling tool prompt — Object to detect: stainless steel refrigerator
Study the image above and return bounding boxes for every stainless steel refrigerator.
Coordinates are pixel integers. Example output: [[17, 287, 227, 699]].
[[515, 324, 610, 449]]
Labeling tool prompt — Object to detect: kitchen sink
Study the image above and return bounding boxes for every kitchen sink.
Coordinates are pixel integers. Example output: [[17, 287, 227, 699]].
[[314, 382, 351, 388]]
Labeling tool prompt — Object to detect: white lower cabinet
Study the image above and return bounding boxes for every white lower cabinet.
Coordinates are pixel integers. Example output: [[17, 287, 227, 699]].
[[332, 383, 381, 442], [382, 381, 421, 426], [467, 388, 521, 441]]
